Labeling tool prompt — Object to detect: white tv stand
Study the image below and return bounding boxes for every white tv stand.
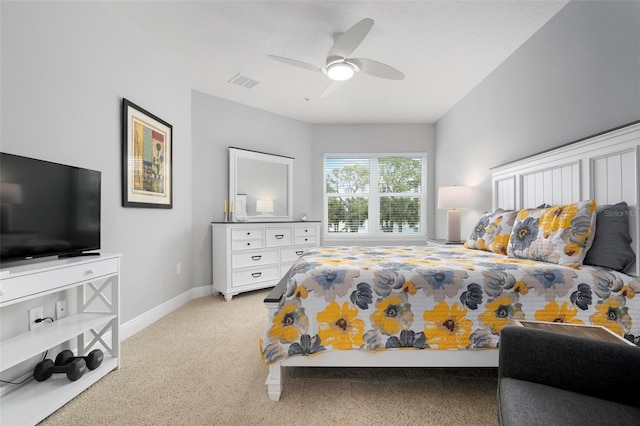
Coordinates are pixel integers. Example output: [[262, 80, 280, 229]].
[[0, 254, 121, 425]]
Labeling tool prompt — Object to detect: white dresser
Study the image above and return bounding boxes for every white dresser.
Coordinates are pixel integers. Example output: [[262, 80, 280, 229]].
[[211, 222, 320, 301]]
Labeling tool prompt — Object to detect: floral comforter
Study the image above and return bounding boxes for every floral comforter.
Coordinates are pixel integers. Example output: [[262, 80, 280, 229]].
[[260, 246, 640, 364]]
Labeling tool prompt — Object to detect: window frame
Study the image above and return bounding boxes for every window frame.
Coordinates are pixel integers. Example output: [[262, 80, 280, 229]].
[[323, 152, 428, 241]]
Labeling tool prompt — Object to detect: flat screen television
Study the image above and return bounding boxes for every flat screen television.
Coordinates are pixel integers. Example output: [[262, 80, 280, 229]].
[[0, 153, 101, 263]]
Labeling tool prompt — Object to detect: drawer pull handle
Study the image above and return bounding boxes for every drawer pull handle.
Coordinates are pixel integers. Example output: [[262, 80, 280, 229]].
[[275, 234, 284, 239], [304, 238, 308, 241], [252, 272, 262, 278], [305, 229, 308, 233], [295, 251, 304, 256], [247, 243, 251, 246], [251, 255, 262, 261]]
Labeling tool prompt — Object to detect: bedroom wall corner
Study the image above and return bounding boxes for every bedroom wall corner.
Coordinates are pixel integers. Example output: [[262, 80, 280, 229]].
[[434, 0, 640, 239]]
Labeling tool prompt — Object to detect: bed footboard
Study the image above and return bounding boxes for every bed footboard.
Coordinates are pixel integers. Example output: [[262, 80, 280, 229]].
[[262, 264, 502, 401]]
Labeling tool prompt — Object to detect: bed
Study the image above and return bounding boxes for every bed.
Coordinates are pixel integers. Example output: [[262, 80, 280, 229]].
[[261, 121, 640, 401]]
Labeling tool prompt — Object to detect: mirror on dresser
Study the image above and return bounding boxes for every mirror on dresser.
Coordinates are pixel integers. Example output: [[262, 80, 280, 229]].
[[229, 147, 293, 221]]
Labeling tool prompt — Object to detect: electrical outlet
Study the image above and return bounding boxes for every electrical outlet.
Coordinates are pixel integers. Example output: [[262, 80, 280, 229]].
[[29, 306, 44, 331], [56, 299, 67, 320]]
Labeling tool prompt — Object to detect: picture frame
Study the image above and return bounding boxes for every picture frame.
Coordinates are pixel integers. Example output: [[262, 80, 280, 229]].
[[122, 98, 173, 208]]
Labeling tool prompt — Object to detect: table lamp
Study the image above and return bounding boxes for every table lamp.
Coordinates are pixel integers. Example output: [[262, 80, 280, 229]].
[[437, 186, 472, 242], [256, 198, 274, 215]]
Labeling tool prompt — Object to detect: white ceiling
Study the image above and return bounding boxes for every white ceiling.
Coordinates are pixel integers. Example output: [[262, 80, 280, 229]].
[[106, 1, 569, 124]]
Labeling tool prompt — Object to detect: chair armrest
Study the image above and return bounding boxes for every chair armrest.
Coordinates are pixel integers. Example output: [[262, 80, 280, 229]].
[[499, 325, 640, 407]]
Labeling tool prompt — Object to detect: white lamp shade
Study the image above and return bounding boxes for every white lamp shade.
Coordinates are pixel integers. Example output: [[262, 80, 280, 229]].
[[437, 186, 472, 209], [0, 183, 23, 204], [256, 198, 274, 214]]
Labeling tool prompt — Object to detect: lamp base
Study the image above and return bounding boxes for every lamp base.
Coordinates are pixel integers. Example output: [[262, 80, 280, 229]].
[[446, 209, 463, 243]]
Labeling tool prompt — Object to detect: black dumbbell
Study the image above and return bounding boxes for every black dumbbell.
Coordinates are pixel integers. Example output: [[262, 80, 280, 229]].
[[33, 357, 86, 382], [55, 349, 104, 370]]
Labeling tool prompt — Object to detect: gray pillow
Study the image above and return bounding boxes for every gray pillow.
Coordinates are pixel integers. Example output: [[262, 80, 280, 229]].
[[583, 202, 635, 272]]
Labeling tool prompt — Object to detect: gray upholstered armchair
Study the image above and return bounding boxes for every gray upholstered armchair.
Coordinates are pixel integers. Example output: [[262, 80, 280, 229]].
[[498, 325, 640, 426]]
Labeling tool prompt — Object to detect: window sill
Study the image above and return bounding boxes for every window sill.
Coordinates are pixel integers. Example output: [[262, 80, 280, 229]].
[[323, 233, 427, 243]]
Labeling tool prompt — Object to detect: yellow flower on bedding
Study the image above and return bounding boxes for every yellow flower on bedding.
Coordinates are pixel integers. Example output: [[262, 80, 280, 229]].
[[316, 257, 355, 267], [534, 301, 583, 324], [512, 280, 529, 295], [492, 257, 538, 266], [516, 209, 533, 220], [317, 301, 365, 350], [268, 299, 309, 343], [370, 292, 414, 336], [479, 294, 524, 334], [293, 285, 309, 299], [538, 203, 579, 237], [475, 238, 488, 251], [401, 280, 418, 295], [621, 284, 637, 299], [423, 301, 472, 349], [490, 233, 511, 255], [590, 298, 632, 336], [359, 257, 383, 270]]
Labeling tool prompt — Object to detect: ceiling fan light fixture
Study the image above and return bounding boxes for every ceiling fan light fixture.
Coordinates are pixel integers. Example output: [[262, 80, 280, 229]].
[[327, 62, 354, 81]]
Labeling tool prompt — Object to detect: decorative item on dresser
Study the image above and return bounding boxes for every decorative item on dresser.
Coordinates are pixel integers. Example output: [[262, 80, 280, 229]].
[[211, 221, 320, 301]]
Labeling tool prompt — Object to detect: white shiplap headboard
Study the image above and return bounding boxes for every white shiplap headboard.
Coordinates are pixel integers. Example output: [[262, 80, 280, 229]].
[[491, 121, 640, 276]]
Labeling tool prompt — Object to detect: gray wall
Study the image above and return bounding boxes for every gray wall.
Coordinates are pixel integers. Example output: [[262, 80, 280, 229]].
[[435, 0, 640, 239], [310, 124, 436, 244], [1, 2, 194, 326], [190, 91, 312, 288]]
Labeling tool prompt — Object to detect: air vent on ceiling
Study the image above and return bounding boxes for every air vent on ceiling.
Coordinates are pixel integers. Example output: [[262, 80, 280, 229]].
[[228, 73, 260, 89]]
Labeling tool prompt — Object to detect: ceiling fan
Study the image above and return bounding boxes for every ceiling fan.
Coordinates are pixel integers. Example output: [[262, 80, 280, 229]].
[[268, 18, 404, 97]]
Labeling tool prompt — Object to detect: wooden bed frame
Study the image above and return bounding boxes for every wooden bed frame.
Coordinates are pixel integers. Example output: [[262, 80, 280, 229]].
[[264, 120, 640, 401]]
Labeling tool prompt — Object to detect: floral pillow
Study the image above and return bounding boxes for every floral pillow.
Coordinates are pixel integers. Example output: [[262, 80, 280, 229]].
[[507, 200, 597, 268], [465, 209, 518, 255]]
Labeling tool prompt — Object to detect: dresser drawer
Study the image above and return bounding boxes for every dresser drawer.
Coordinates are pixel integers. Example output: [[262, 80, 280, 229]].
[[295, 235, 317, 245], [294, 226, 317, 237], [281, 247, 309, 263], [232, 265, 280, 288], [0, 258, 118, 303], [231, 228, 264, 241], [265, 227, 292, 247], [231, 239, 264, 251], [232, 250, 278, 268]]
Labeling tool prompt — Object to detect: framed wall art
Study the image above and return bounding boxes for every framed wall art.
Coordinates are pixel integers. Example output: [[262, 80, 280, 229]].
[[122, 98, 173, 208]]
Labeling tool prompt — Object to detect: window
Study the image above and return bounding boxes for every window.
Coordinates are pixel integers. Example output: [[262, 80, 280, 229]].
[[324, 154, 427, 238]]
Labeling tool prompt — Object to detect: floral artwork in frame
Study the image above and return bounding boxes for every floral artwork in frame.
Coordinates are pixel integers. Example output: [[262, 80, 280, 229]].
[[122, 98, 173, 208]]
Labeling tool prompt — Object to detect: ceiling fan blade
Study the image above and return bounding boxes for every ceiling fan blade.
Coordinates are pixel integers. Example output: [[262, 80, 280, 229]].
[[351, 58, 405, 80], [319, 81, 345, 98], [268, 55, 322, 73], [326, 18, 374, 64]]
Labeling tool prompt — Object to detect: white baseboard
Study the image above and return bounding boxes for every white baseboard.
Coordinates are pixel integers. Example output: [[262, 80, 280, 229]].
[[120, 285, 213, 341]]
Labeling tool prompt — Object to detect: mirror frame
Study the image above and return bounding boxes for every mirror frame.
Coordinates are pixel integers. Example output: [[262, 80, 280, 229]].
[[229, 147, 294, 222]]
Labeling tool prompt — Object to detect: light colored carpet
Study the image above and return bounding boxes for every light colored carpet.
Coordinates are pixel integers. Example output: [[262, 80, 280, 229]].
[[40, 289, 499, 425]]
